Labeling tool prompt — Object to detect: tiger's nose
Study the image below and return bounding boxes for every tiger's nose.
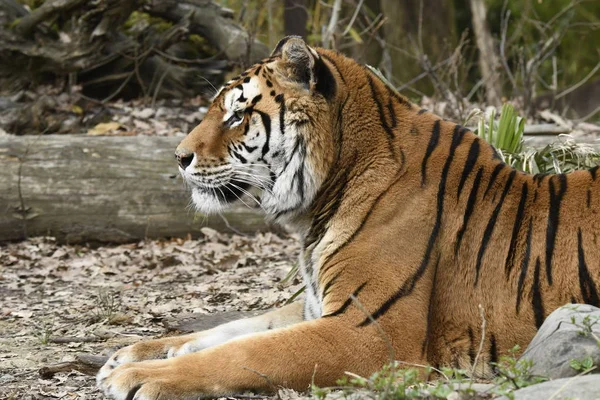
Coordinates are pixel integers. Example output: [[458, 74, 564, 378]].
[[175, 149, 194, 169]]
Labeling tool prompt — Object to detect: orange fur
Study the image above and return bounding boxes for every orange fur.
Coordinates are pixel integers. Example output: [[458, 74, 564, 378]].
[[97, 37, 600, 400]]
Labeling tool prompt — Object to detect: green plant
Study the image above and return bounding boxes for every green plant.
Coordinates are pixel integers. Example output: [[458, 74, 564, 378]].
[[424, 368, 474, 398], [569, 313, 600, 347], [330, 363, 427, 399], [476, 103, 525, 154], [569, 355, 595, 373], [94, 288, 121, 322], [309, 345, 552, 400], [476, 105, 600, 174], [508, 137, 600, 174], [491, 345, 547, 398], [34, 322, 53, 345], [312, 363, 478, 400]]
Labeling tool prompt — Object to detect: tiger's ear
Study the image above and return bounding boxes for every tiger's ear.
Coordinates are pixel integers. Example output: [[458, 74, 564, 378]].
[[271, 36, 318, 86], [271, 36, 336, 100]]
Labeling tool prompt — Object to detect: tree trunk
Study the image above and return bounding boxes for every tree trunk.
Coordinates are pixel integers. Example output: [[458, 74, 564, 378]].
[[0, 135, 269, 244], [379, 0, 456, 93], [284, 0, 308, 38], [469, 0, 502, 106]]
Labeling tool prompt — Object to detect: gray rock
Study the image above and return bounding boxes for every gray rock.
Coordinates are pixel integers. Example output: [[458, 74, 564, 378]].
[[499, 375, 600, 400], [423, 383, 496, 399], [521, 304, 600, 379], [453, 383, 495, 392]]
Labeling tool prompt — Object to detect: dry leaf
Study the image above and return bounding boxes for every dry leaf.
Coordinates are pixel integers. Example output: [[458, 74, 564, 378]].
[[87, 122, 122, 136], [1, 233, 300, 399]]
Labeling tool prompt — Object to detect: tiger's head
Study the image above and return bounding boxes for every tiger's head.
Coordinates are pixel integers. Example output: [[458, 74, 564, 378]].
[[176, 36, 342, 222]]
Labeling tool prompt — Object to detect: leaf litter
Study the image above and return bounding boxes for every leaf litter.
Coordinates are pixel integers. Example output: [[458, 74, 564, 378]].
[[0, 230, 303, 399]]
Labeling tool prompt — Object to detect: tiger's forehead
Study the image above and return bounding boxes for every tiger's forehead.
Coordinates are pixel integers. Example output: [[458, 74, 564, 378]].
[[216, 60, 279, 110], [222, 78, 261, 113]]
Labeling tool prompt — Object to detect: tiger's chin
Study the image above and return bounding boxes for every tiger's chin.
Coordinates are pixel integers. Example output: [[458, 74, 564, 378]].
[[191, 188, 230, 214]]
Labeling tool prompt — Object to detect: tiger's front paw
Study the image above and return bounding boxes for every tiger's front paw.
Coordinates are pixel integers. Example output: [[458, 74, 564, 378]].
[[96, 338, 187, 386], [97, 359, 189, 400], [166, 339, 205, 358]]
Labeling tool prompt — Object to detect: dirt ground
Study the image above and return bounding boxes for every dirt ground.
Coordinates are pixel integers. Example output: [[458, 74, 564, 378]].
[[0, 230, 302, 399]]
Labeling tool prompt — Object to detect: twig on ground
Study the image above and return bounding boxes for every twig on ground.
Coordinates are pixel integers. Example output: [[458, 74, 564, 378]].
[[470, 304, 487, 379], [547, 366, 597, 400], [395, 361, 450, 382], [48, 336, 108, 344], [39, 353, 108, 378], [523, 124, 571, 135]]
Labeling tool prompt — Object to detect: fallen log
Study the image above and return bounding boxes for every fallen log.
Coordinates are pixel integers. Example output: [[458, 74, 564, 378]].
[[524, 123, 572, 136], [0, 134, 269, 244]]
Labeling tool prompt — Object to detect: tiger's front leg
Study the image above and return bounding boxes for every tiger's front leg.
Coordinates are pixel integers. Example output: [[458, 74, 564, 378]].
[[96, 302, 303, 385], [97, 316, 406, 400]]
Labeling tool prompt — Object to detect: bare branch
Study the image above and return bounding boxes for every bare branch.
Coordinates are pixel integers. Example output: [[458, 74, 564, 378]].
[[341, 0, 365, 36], [500, 9, 517, 92], [323, 0, 343, 49], [555, 60, 600, 100]]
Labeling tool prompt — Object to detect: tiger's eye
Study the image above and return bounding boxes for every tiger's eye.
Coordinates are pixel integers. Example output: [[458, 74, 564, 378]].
[[225, 112, 244, 128]]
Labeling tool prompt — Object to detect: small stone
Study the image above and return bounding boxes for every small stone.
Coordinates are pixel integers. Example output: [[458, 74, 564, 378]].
[[454, 383, 495, 392], [520, 304, 600, 379]]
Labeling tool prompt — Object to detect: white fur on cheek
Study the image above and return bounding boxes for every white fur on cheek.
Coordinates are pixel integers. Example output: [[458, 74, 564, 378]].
[[261, 124, 319, 218]]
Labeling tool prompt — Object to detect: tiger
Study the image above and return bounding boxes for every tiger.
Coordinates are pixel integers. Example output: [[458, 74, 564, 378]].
[[97, 36, 600, 400]]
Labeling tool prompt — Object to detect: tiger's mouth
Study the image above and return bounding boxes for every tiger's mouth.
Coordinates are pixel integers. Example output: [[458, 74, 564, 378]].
[[180, 166, 238, 199], [180, 162, 270, 214], [184, 171, 257, 214], [193, 179, 251, 204]]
